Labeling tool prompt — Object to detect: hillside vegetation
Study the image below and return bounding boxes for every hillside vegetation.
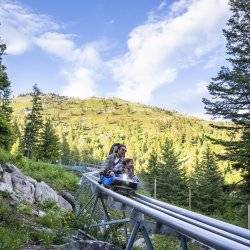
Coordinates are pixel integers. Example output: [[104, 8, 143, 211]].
[[12, 94, 238, 182]]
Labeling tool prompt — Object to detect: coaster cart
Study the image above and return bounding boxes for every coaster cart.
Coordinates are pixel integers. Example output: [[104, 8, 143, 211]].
[[100, 173, 139, 195]]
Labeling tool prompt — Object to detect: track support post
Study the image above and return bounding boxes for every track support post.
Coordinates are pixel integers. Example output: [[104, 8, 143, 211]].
[[126, 209, 154, 250], [179, 234, 188, 250]]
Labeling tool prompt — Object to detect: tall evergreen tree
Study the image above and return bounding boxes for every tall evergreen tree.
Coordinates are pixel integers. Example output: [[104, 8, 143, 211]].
[[38, 119, 60, 163], [157, 138, 187, 206], [202, 1, 250, 193], [142, 149, 158, 196], [22, 84, 43, 158], [71, 145, 81, 165], [0, 41, 12, 149], [190, 147, 225, 214], [143, 139, 188, 206], [61, 136, 71, 165]]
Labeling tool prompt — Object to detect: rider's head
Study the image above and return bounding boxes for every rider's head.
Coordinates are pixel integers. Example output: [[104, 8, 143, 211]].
[[117, 144, 127, 157], [109, 143, 120, 155], [123, 158, 133, 167]]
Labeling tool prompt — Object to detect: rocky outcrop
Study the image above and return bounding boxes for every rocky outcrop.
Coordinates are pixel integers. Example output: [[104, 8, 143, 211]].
[[0, 163, 73, 211], [35, 181, 59, 203]]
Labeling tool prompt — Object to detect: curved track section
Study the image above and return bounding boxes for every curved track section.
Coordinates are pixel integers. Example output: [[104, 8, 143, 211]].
[[83, 170, 250, 250]]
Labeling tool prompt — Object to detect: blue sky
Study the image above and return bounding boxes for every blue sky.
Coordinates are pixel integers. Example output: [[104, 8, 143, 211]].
[[0, 0, 231, 119]]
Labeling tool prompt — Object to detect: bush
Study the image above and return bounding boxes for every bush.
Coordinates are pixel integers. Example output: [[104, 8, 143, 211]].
[[0, 227, 28, 250], [17, 203, 33, 215], [0, 199, 18, 225], [29, 231, 54, 246]]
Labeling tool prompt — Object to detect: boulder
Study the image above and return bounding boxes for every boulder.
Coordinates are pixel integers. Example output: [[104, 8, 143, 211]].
[[59, 191, 77, 211], [35, 181, 58, 203], [4, 163, 22, 174], [58, 195, 73, 211], [0, 172, 13, 193], [12, 173, 35, 203], [26, 176, 37, 186]]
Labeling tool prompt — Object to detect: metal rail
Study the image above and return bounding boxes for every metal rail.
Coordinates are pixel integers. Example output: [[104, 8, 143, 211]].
[[83, 171, 250, 250], [135, 193, 250, 240], [133, 196, 250, 247]]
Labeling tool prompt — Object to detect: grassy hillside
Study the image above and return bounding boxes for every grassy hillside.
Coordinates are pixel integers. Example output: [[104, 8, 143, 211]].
[[12, 94, 239, 183]]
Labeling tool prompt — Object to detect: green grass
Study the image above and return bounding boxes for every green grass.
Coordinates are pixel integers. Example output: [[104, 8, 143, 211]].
[[0, 227, 29, 250]]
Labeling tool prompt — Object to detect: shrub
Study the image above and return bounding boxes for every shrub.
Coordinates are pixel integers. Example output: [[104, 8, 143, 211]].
[[0, 227, 28, 250]]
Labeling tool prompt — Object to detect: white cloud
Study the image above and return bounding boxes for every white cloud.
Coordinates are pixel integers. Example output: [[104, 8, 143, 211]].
[[0, 0, 58, 54], [35, 32, 105, 98], [168, 81, 208, 104], [110, 0, 230, 103], [195, 81, 207, 95], [61, 68, 96, 98], [35, 32, 77, 61], [0, 0, 102, 98]]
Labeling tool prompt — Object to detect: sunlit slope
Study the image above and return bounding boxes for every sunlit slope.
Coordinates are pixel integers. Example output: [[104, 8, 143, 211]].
[[12, 94, 236, 181]]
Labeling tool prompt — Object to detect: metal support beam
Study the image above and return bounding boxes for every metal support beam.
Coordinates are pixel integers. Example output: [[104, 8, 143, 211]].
[[126, 220, 154, 250], [126, 221, 141, 250], [123, 211, 129, 242], [100, 196, 111, 221], [140, 224, 154, 250], [179, 234, 188, 250]]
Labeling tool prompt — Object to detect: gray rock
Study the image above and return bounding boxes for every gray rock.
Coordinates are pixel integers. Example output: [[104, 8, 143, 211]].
[[0, 172, 13, 193], [12, 173, 35, 203], [4, 163, 22, 174], [134, 238, 147, 249], [59, 191, 77, 211], [58, 195, 73, 211], [26, 176, 37, 186], [32, 210, 46, 217], [35, 181, 58, 203]]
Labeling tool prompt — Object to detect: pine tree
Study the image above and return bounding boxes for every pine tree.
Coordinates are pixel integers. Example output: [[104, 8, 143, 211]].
[[202, 0, 250, 192], [142, 149, 158, 196], [22, 84, 43, 159], [157, 138, 187, 206], [71, 145, 81, 165], [38, 119, 60, 163], [141, 138, 188, 206], [61, 136, 71, 165], [0, 41, 12, 149], [190, 147, 225, 214]]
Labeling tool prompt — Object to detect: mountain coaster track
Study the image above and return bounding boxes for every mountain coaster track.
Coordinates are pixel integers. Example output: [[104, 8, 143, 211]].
[[75, 166, 250, 250]]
